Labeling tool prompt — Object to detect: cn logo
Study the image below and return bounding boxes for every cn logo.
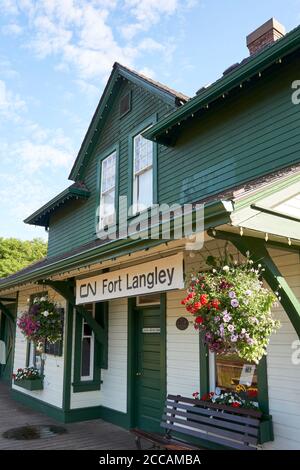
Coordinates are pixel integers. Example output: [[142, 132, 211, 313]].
[[80, 282, 97, 299]]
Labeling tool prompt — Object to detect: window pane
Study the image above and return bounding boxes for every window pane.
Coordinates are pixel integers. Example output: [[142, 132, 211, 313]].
[[100, 189, 115, 227], [134, 134, 153, 174], [99, 152, 116, 228], [83, 323, 92, 337], [216, 354, 257, 392], [81, 337, 91, 377], [133, 168, 153, 212], [101, 152, 116, 193]]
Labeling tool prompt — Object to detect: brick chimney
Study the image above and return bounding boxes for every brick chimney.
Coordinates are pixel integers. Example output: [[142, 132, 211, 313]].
[[246, 18, 285, 55]]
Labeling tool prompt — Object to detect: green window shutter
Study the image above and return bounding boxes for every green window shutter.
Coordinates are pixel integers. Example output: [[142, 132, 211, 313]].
[[95, 301, 108, 369]]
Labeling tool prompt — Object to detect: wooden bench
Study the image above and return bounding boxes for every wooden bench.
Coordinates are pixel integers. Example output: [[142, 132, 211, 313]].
[[131, 394, 262, 450]]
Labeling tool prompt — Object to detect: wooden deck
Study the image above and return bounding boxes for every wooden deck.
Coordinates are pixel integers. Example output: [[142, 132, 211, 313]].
[[0, 383, 136, 450]]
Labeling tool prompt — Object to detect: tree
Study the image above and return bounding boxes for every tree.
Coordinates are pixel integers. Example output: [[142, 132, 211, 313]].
[[0, 238, 47, 278]]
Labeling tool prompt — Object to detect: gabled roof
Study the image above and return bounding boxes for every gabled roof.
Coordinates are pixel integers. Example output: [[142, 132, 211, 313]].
[[144, 23, 300, 145], [24, 182, 90, 228], [68, 62, 189, 181]]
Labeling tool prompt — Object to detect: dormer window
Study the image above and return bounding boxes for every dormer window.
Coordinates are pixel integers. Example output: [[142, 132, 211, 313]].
[[132, 130, 153, 214], [99, 150, 117, 229]]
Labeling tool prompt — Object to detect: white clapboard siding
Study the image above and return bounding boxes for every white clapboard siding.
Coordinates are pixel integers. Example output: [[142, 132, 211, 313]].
[[167, 289, 200, 397], [70, 298, 128, 411], [12, 286, 66, 409], [262, 248, 300, 450]]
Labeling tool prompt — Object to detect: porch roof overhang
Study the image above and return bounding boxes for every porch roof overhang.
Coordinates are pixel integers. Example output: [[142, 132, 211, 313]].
[[24, 183, 90, 228], [0, 199, 233, 292], [230, 176, 300, 243]]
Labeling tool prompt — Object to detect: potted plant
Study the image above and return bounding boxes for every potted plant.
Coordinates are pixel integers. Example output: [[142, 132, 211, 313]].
[[13, 367, 44, 391], [17, 295, 63, 346], [181, 254, 280, 363]]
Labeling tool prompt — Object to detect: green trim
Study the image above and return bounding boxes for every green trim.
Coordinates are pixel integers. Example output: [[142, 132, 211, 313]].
[[72, 305, 102, 393], [251, 203, 300, 223], [11, 388, 130, 426], [128, 294, 166, 429], [62, 301, 73, 412], [69, 63, 181, 181], [95, 142, 120, 237], [127, 113, 158, 215], [12, 389, 66, 421], [209, 229, 300, 339], [24, 185, 90, 228], [199, 334, 209, 397], [64, 405, 130, 426], [0, 199, 233, 292], [39, 280, 106, 345], [234, 174, 300, 212], [127, 297, 135, 427], [72, 381, 102, 393], [0, 301, 15, 323], [257, 356, 269, 415], [144, 24, 300, 144]]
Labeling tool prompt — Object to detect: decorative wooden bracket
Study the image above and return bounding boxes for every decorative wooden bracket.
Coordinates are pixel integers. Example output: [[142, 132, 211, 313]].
[[0, 301, 15, 323], [208, 229, 300, 339], [37, 279, 105, 344]]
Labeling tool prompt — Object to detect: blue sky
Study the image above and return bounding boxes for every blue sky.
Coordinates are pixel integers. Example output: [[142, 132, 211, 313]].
[[1, 0, 300, 241]]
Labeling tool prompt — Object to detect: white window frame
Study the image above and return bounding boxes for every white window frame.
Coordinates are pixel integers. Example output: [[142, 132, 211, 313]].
[[99, 151, 117, 230], [132, 128, 153, 214], [81, 304, 95, 381]]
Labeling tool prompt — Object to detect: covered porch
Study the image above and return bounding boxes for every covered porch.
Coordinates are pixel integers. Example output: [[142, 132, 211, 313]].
[[0, 383, 136, 450]]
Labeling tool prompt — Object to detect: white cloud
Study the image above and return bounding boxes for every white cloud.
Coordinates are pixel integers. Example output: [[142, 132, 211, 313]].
[[2, 0, 199, 86], [2, 22, 23, 35], [15, 140, 73, 172], [0, 79, 26, 120]]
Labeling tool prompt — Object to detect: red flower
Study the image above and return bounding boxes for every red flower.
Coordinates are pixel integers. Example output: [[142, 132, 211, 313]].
[[247, 389, 258, 399], [232, 402, 241, 408], [192, 391, 199, 398], [211, 299, 220, 309], [195, 316, 204, 324], [193, 302, 202, 311], [200, 294, 208, 305]]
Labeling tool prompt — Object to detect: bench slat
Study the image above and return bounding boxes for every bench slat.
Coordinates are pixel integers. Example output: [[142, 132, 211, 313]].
[[160, 422, 256, 450], [167, 394, 262, 418], [163, 407, 259, 437], [161, 414, 258, 445], [165, 400, 260, 427]]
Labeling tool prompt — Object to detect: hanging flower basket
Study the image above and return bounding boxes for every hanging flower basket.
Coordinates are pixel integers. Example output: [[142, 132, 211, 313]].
[[17, 296, 62, 345], [181, 255, 280, 363]]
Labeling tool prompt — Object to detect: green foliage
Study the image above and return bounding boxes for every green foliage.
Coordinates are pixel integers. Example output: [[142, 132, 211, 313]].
[[0, 237, 47, 278], [182, 255, 280, 363]]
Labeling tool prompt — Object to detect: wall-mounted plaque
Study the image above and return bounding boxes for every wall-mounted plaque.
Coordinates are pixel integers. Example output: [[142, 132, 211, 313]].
[[176, 317, 189, 331]]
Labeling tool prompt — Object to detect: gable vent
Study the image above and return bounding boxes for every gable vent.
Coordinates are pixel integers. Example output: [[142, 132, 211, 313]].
[[120, 92, 131, 117]]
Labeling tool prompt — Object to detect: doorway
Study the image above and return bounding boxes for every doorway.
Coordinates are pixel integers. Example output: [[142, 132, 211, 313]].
[[130, 294, 166, 432]]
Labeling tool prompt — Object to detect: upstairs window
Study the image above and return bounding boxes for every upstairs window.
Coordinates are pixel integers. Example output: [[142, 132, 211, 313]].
[[132, 130, 153, 214], [99, 151, 116, 229]]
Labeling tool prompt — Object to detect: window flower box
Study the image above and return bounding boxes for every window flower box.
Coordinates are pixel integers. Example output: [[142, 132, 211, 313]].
[[12, 367, 44, 391], [14, 378, 44, 391]]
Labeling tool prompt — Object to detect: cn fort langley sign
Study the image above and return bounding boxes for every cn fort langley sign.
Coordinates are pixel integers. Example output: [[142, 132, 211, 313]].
[[76, 253, 184, 304]]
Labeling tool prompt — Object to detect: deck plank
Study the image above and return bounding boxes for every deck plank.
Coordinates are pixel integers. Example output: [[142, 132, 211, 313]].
[[0, 383, 136, 450]]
